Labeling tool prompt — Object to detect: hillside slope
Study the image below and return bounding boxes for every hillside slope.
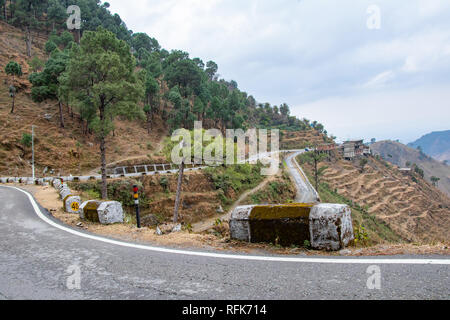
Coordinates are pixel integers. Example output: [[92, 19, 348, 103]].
[[408, 130, 450, 163], [371, 140, 450, 196], [0, 21, 167, 177], [313, 155, 450, 243]]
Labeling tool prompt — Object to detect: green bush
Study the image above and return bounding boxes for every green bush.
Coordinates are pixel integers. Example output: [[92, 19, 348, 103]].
[[159, 177, 169, 192], [20, 133, 32, 148], [45, 40, 58, 54]]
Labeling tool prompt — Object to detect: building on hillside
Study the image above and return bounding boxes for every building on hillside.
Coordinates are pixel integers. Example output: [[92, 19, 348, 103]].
[[316, 143, 336, 155], [339, 140, 371, 160], [398, 168, 412, 175]]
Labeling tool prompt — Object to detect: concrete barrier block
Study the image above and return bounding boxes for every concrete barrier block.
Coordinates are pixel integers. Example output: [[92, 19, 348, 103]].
[[65, 196, 81, 214], [53, 179, 62, 188], [60, 188, 72, 200], [229, 206, 254, 242], [80, 200, 101, 222], [97, 201, 124, 225], [309, 204, 354, 251], [230, 204, 313, 246]]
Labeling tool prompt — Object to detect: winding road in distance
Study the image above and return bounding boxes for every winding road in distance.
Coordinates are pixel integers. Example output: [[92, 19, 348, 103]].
[[0, 186, 449, 300]]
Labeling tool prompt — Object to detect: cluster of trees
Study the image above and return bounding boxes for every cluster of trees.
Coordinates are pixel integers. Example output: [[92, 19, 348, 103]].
[[3, 0, 327, 199], [4, 61, 22, 113], [1, 0, 131, 56]]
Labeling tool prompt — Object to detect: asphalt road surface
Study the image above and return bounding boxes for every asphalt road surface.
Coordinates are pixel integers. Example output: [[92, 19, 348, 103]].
[[0, 186, 448, 300], [285, 151, 319, 203]]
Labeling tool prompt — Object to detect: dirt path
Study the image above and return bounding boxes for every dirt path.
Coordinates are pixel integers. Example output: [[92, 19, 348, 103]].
[[191, 175, 276, 233]]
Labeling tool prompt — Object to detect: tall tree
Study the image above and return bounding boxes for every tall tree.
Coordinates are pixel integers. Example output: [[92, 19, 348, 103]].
[[62, 28, 144, 199], [164, 59, 202, 97], [302, 149, 328, 191], [29, 50, 69, 128], [205, 60, 218, 80], [131, 32, 160, 55], [5, 61, 22, 113], [0, 0, 6, 21], [12, 0, 46, 57], [47, 0, 66, 31], [143, 73, 159, 133]]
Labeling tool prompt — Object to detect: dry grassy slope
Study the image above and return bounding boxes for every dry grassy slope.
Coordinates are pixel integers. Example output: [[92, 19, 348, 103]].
[[371, 140, 450, 196], [0, 22, 167, 177], [319, 156, 450, 243], [280, 129, 329, 149], [140, 172, 221, 225]]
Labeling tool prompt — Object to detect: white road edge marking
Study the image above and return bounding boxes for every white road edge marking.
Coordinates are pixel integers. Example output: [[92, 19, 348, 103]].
[[5, 186, 450, 265]]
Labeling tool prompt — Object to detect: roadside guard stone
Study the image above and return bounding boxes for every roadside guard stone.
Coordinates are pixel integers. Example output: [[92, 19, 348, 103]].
[[65, 196, 81, 214], [60, 188, 72, 200], [230, 204, 313, 246], [97, 201, 124, 225], [309, 204, 354, 251], [80, 200, 101, 222], [229, 205, 254, 242], [53, 179, 62, 188]]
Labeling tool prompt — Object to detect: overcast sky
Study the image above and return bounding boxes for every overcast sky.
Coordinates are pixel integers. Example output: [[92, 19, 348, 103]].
[[105, 0, 450, 143]]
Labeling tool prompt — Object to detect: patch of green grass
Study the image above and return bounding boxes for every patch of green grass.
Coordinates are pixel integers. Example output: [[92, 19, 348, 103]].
[[205, 163, 265, 205]]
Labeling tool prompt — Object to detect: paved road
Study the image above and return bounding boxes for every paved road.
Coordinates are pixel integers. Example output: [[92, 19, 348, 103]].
[[285, 151, 320, 203], [0, 186, 448, 300]]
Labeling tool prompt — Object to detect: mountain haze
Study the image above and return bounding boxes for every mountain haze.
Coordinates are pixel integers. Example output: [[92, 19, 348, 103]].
[[408, 130, 450, 163], [371, 140, 450, 196]]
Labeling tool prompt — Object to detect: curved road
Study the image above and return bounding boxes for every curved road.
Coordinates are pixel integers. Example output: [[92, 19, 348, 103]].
[[0, 186, 449, 300], [285, 151, 320, 203]]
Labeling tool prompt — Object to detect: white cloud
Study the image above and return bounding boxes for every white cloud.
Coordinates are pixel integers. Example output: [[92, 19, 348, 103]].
[[363, 70, 395, 88], [104, 0, 450, 140], [293, 85, 450, 143]]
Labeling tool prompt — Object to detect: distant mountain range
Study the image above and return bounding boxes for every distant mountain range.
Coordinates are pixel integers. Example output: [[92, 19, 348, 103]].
[[371, 140, 450, 196], [408, 130, 450, 163]]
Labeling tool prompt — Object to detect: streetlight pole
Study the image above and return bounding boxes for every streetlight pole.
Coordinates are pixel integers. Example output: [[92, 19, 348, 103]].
[[32, 125, 35, 182]]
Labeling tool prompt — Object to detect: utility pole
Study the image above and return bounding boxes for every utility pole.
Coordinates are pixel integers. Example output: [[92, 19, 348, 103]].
[[173, 139, 186, 224], [32, 125, 35, 182]]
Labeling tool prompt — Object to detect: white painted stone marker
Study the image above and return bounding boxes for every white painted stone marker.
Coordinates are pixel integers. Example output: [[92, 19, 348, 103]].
[[60, 188, 72, 200], [309, 203, 354, 251], [97, 201, 124, 224], [65, 196, 81, 214], [229, 205, 255, 242]]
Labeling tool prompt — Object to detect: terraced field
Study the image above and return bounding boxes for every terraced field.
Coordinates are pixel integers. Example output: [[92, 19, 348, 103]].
[[320, 157, 450, 243]]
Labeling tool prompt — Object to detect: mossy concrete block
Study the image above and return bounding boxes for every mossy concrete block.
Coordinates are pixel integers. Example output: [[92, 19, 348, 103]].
[[65, 196, 81, 214], [80, 200, 101, 222], [309, 204, 354, 251], [230, 204, 314, 246], [97, 201, 124, 225]]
